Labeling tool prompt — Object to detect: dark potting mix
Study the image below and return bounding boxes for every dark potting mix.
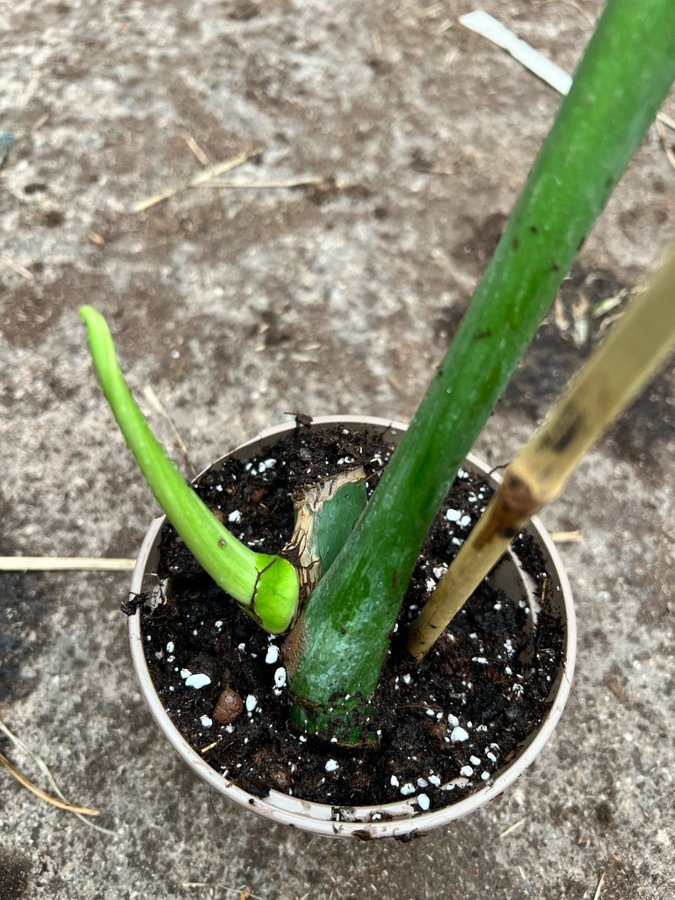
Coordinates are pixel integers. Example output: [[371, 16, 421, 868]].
[[137, 424, 564, 813]]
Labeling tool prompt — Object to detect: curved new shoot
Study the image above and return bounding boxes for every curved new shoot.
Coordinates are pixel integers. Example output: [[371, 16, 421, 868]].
[[79, 305, 299, 634]]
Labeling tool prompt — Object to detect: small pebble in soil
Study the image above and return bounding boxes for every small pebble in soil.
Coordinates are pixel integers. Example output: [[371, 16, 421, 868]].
[[213, 687, 244, 725]]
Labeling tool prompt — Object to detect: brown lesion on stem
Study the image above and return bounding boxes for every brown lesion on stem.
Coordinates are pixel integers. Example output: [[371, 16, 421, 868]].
[[283, 466, 367, 604], [282, 616, 307, 680]]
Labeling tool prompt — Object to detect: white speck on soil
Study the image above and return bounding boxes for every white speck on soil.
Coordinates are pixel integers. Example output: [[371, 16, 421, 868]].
[[459, 514, 471, 528], [265, 644, 280, 664], [450, 726, 469, 742], [400, 783, 416, 796], [200, 715, 213, 728], [390, 775, 400, 787], [180, 668, 191, 679], [432, 566, 447, 580], [417, 793, 430, 811], [245, 694, 257, 712], [472, 656, 488, 664], [426, 708, 436, 717], [228, 510, 242, 523], [470, 755, 481, 766], [274, 667, 287, 688], [237, 642, 246, 651], [402, 673, 412, 685], [460, 765, 474, 777], [185, 673, 211, 689], [447, 713, 459, 726], [417, 777, 428, 788], [215, 620, 223, 629], [428, 774, 441, 787], [481, 771, 490, 781], [166, 641, 174, 653], [426, 577, 436, 592], [325, 759, 339, 772], [445, 508, 461, 522]]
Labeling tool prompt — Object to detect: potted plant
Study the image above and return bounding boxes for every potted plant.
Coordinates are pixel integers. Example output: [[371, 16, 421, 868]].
[[80, 0, 674, 838]]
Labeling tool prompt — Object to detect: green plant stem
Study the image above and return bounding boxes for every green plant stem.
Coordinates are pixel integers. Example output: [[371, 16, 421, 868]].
[[80, 306, 299, 634], [286, 0, 675, 742]]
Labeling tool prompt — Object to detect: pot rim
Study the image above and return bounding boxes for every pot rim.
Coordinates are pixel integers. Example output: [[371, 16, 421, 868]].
[[128, 415, 576, 838]]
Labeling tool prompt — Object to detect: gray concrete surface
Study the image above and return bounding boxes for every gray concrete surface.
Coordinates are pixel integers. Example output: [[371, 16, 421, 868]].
[[1, 0, 673, 897]]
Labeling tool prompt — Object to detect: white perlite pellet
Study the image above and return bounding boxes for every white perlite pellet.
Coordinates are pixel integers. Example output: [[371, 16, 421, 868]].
[[459, 765, 474, 777], [245, 694, 257, 712], [274, 667, 287, 688], [450, 726, 469, 742], [228, 510, 242, 523], [185, 673, 211, 689], [325, 759, 339, 772], [265, 644, 280, 664], [417, 794, 430, 811], [200, 715, 213, 728]]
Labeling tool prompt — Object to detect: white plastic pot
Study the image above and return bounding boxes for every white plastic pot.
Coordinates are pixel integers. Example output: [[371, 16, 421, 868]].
[[129, 416, 576, 839]]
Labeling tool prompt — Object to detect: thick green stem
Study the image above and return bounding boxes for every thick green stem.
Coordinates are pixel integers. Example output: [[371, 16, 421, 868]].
[[80, 306, 299, 634], [286, 0, 675, 742]]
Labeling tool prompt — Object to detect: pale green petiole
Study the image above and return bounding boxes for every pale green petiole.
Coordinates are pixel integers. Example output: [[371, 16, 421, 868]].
[[79, 305, 299, 634]]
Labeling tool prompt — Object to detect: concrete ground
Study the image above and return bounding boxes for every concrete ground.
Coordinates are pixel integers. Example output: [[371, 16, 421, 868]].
[[1, 0, 673, 897]]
